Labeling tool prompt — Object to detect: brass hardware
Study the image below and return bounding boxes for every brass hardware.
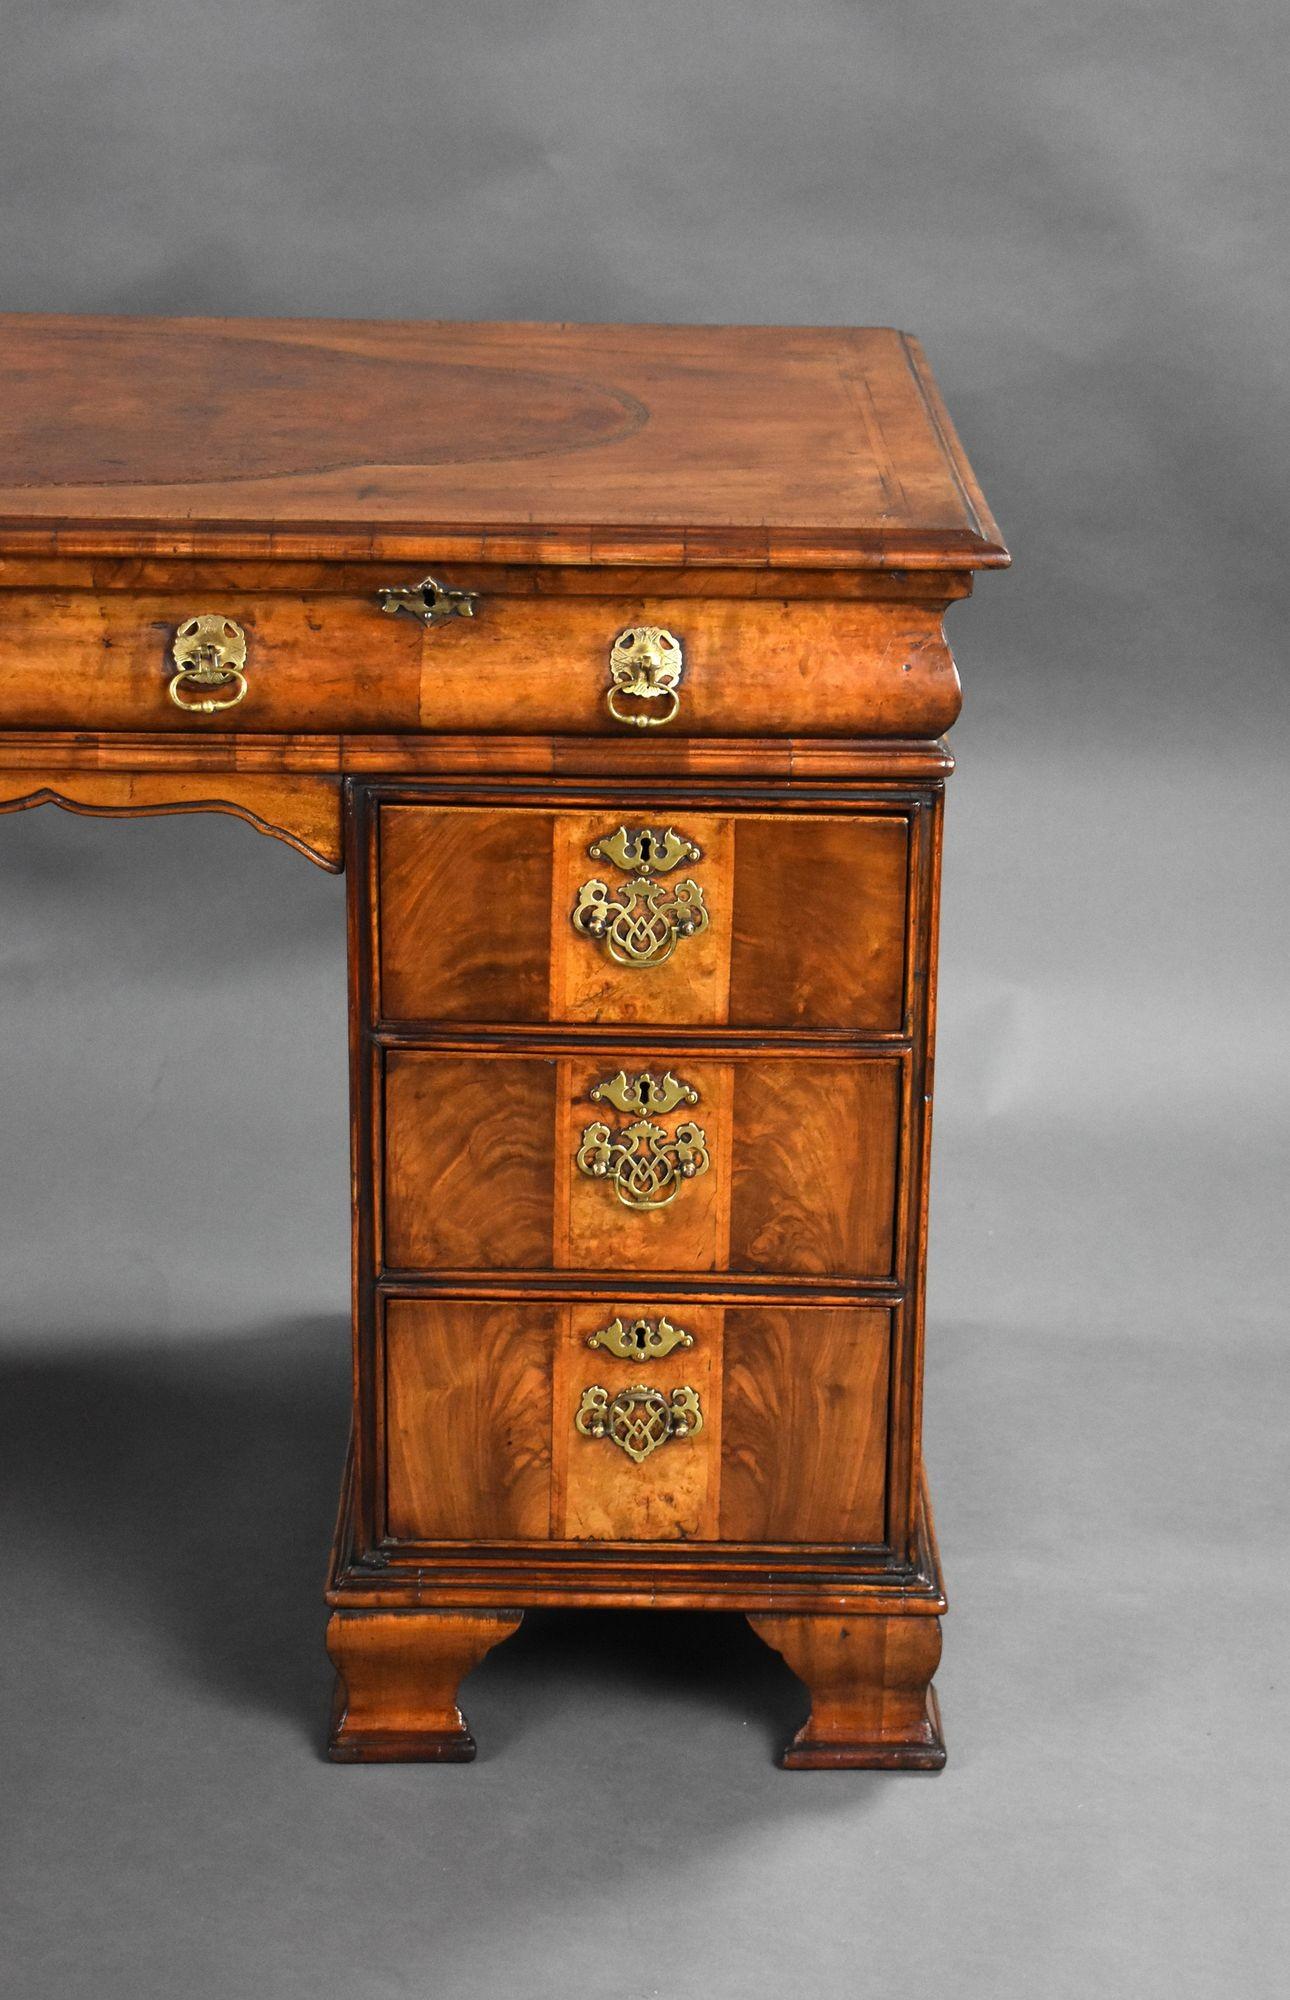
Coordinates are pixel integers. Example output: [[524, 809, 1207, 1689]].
[[586, 1314, 694, 1361], [606, 625, 684, 728], [571, 824, 709, 970], [575, 1382, 703, 1463], [376, 574, 479, 625], [168, 615, 249, 714], [587, 826, 699, 875], [576, 1070, 710, 1211], [590, 1070, 697, 1116]]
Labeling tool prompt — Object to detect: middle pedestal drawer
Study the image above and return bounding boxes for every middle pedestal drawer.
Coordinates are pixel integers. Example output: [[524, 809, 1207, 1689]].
[[380, 1047, 906, 1281]]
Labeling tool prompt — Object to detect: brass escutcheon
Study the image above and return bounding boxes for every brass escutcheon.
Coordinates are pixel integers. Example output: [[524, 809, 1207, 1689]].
[[168, 615, 249, 714], [575, 1070, 710, 1212], [585, 1313, 694, 1361], [571, 823, 709, 970], [376, 574, 479, 624], [574, 1382, 703, 1463], [606, 625, 684, 728]]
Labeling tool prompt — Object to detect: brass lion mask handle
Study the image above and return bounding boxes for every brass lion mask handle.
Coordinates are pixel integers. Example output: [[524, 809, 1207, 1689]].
[[606, 625, 684, 728], [169, 615, 249, 714]]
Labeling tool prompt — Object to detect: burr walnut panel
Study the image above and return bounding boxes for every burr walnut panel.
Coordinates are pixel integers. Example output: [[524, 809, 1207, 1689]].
[[378, 803, 910, 1032], [551, 1303, 723, 1543], [379, 1297, 891, 1549], [381, 1049, 903, 1280]]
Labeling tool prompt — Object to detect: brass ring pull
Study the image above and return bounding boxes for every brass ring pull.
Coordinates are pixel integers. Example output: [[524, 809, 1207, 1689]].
[[606, 626, 684, 728], [607, 683, 680, 729], [169, 615, 249, 715], [575, 1383, 703, 1463]]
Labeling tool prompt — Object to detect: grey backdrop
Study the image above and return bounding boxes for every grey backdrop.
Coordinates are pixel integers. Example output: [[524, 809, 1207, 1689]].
[[2, 5, 1287, 1997]]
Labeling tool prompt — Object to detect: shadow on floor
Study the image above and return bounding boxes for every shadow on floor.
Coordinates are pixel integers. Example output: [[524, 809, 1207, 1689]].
[[0, 1320, 809, 1764]]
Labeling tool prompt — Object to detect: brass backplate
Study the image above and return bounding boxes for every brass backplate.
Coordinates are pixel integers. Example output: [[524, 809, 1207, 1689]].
[[585, 1314, 694, 1361], [376, 574, 478, 624], [576, 1071, 710, 1211], [574, 1382, 704, 1462], [571, 824, 709, 969]]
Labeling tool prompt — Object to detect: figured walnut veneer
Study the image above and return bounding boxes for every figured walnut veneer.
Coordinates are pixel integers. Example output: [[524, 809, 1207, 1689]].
[[0, 313, 1006, 1769]]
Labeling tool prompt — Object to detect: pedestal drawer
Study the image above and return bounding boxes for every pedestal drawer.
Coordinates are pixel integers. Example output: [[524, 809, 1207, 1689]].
[[380, 1296, 892, 1547], [380, 1048, 905, 1281], [378, 802, 912, 1033]]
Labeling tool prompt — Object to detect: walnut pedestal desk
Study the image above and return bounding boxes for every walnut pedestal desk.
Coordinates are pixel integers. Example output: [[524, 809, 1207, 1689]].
[[0, 316, 1007, 1769]]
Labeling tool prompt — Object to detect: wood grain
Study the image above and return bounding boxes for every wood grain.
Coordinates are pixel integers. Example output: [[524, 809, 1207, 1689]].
[[559, 1054, 732, 1275], [0, 768, 342, 870], [551, 1303, 721, 1541], [0, 728, 958, 783], [375, 804, 912, 1032], [0, 589, 418, 733], [379, 805, 555, 1021], [383, 1052, 557, 1270], [381, 1050, 902, 1280], [551, 809, 733, 1028], [0, 317, 1008, 571], [0, 556, 979, 599], [0, 588, 963, 739], [747, 1612, 945, 1770], [729, 814, 909, 1030], [326, 1609, 523, 1761], [383, 1299, 553, 1541], [328, 1452, 949, 1613], [720, 1307, 890, 1543], [728, 1058, 902, 1277], [0, 311, 1013, 1771]]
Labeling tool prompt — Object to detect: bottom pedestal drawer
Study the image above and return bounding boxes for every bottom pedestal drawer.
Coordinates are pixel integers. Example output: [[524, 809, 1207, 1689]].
[[378, 1295, 892, 1548]]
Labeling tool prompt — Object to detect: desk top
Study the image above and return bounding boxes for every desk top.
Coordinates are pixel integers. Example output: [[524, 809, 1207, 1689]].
[[0, 315, 1007, 572]]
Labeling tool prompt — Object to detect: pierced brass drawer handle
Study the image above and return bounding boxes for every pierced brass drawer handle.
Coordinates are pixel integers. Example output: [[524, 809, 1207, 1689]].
[[376, 574, 478, 624], [586, 1313, 694, 1361], [575, 1070, 710, 1212], [575, 1382, 703, 1463], [607, 625, 683, 728], [169, 615, 249, 714], [571, 824, 709, 970]]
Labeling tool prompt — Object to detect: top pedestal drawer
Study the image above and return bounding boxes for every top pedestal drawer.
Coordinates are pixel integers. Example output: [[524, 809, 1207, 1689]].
[[0, 587, 961, 737]]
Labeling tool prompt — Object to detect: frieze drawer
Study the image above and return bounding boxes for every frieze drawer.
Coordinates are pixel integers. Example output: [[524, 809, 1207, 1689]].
[[0, 585, 961, 737]]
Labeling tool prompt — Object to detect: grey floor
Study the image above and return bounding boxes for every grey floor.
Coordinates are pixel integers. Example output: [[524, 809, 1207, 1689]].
[[2, 739, 1286, 2000]]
